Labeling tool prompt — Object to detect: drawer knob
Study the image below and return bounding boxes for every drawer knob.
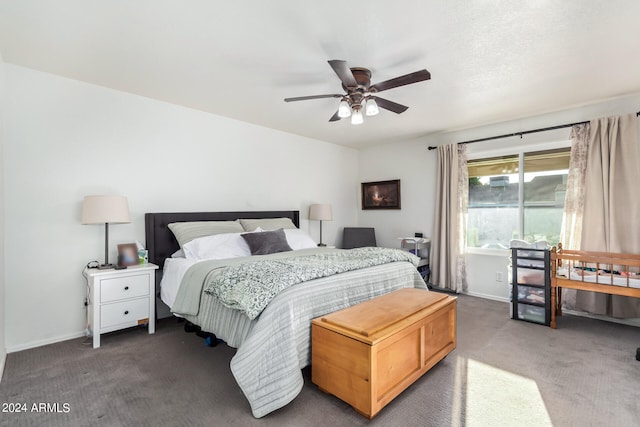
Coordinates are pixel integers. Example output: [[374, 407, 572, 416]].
[[124, 286, 129, 291], [124, 310, 129, 315]]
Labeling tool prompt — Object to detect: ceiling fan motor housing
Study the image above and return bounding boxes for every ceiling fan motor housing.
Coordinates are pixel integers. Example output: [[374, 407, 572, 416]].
[[342, 67, 373, 107]]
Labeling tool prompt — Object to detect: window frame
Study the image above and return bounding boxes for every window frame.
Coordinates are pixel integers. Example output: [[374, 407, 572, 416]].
[[466, 139, 571, 255]]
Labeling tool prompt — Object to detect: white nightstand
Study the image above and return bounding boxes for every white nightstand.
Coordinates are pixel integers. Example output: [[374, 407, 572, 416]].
[[84, 263, 158, 348]]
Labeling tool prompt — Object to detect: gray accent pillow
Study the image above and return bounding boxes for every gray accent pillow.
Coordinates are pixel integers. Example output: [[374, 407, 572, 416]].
[[239, 217, 297, 232], [168, 221, 244, 247], [241, 228, 293, 255]]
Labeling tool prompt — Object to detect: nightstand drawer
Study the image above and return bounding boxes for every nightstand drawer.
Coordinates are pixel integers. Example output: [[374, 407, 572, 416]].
[[100, 298, 150, 329], [100, 274, 150, 302]]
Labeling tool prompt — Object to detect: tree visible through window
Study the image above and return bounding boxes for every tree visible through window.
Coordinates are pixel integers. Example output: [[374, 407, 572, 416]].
[[467, 148, 570, 249]]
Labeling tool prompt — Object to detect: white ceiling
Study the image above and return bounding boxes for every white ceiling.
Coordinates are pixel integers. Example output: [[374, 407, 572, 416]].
[[2, 1, 640, 148]]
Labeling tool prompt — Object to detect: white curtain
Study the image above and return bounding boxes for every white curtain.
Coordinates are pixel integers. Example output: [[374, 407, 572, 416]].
[[561, 113, 640, 317], [559, 123, 589, 251], [430, 144, 468, 292]]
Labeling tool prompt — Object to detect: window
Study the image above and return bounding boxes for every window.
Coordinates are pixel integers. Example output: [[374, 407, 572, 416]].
[[467, 147, 570, 249]]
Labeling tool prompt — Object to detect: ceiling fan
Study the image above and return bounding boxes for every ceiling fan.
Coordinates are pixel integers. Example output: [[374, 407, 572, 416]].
[[284, 60, 431, 125]]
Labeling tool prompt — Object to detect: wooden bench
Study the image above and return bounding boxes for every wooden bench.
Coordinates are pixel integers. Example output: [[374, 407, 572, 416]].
[[311, 288, 457, 419]]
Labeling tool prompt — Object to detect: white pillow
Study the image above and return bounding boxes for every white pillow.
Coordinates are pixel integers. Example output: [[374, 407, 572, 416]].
[[171, 248, 185, 258], [182, 232, 252, 261], [284, 229, 318, 250]]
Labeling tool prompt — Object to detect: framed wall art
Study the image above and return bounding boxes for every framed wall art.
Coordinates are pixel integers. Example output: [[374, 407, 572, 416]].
[[361, 179, 401, 210]]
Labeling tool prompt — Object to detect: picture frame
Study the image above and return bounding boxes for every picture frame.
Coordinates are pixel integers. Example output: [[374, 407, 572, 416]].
[[117, 243, 139, 267], [361, 179, 401, 210]]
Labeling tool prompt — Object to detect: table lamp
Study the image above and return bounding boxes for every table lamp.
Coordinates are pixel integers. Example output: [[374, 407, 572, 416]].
[[309, 204, 333, 247], [82, 195, 131, 269]]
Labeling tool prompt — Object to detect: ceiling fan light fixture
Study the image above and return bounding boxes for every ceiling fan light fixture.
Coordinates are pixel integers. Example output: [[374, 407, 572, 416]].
[[283, 60, 429, 124], [351, 106, 364, 125], [338, 99, 351, 118], [365, 98, 379, 116]]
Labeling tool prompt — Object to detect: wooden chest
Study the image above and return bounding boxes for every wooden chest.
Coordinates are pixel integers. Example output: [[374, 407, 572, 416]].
[[311, 288, 456, 419]]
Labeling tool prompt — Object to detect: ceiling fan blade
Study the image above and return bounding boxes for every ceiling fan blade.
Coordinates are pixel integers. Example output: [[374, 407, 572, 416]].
[[372, 96, 409, 114], [284, 94, 342, 102], [329, 111, 342, 122], [328, 60, 358, 89], [369, 69, 431, 93]]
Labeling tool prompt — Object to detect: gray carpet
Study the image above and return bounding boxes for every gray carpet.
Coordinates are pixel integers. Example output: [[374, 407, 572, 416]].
[[1, 294, 639, 427]]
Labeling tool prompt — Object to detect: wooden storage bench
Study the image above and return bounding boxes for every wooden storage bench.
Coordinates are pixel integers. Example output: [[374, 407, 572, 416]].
[[311, 288, 457, 419]]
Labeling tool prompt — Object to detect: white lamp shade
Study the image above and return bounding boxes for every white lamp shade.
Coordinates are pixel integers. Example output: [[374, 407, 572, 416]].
[[365, 98, 379, 116], [81, 195, 131, 224], [309, 204, 333, 221], [351, 108, 364, 125], [337, 100, 352, 118]]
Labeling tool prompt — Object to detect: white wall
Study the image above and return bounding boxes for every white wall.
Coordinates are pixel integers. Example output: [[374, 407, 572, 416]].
[[3, 64, 358, 352], [359, 93, 640, 301], [358, 137, 437, 248], [0, 51, 7, 378]]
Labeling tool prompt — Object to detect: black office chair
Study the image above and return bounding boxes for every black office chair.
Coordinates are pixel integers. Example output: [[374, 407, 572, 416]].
[[342, 227, 377, 249]]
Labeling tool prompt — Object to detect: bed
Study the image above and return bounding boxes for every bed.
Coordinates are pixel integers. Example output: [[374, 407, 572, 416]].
[[550, 243, 640, 329], [144, 210, 428, 418]]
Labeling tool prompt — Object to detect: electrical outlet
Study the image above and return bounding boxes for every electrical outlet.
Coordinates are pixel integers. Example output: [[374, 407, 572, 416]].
[[495, 271, 504, 282]]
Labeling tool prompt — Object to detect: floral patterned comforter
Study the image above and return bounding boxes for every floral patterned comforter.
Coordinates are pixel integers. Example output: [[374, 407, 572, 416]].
[[203, 247, 419, 319]]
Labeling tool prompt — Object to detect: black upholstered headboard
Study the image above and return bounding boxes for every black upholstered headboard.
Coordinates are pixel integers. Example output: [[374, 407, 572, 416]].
[[144, 210, 300, 268], [145, 210, 300, 318]]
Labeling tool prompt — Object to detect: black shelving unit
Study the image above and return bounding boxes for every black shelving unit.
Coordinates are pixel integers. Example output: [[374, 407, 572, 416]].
[[510, 247, 551, 326]]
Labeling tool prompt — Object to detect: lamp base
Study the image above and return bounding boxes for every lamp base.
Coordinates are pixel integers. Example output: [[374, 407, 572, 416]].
[[317, 243, 327, 247], [98, 263, 115, 270]]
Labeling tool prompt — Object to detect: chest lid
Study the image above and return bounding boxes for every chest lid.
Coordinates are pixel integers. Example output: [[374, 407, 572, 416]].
[[317, 288, 450, 339]]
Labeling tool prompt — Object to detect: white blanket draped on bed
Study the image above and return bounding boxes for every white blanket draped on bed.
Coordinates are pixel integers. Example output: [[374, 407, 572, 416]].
[[165, 248, 427, 418]]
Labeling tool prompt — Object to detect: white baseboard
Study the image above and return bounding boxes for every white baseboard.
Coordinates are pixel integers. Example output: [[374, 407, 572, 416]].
[[6, 331, 86, 354], [461, 290, 509, 303]]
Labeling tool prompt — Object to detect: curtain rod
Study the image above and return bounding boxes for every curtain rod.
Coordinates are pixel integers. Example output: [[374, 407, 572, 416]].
[[427, 111, 640, 150]]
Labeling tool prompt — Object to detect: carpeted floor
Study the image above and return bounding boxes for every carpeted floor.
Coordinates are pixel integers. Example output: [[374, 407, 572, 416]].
[[1, 294, 639, 427]]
